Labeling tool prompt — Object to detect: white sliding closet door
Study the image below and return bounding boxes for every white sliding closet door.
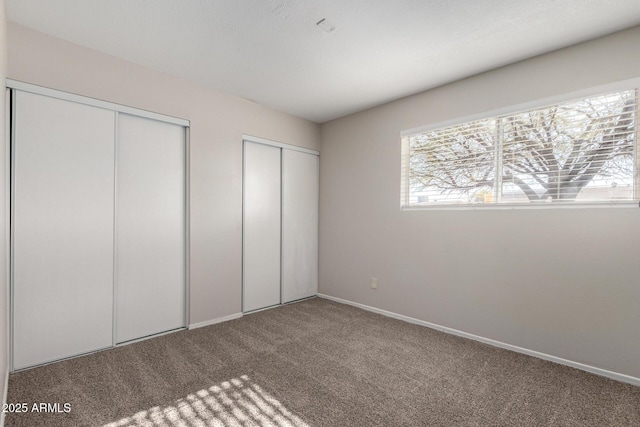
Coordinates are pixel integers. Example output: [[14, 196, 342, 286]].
[[12, 91, 115, 370], [243, 141, 281, 312], [282, 149, 319, 303], [116, 114, 186, 343]]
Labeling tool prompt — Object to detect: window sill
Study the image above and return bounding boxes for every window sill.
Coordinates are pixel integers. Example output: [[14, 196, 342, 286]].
[[401, 201, 640, 211]]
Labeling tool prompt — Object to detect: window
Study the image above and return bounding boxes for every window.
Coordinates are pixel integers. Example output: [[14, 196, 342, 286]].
[[401, 88, 639, 208]]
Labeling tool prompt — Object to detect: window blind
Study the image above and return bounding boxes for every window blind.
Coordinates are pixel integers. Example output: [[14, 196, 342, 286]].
[[402, 88, 638, 208]]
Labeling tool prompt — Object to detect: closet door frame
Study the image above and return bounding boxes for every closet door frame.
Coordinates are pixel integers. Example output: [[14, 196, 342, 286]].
[[241, 135, 319, 313], [8, 80, 190, 370], [7, 80, 188, 127]]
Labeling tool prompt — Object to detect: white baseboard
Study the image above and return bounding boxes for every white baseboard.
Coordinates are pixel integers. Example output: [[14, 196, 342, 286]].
[[1, 367, 8, 427], [188, 312, 242, 329], [317, 293, 640, 387]]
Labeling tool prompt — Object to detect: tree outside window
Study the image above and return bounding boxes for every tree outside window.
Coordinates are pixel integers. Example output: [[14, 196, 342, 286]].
[[403, 89, 638, 206]]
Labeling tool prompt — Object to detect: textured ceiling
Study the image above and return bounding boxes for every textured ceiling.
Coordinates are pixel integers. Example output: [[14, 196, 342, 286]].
[[6, 0, 640, 123]]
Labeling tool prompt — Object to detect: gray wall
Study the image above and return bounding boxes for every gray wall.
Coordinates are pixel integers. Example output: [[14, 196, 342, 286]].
[[7, 23, 320, 326], [319, 26, 640, 380]]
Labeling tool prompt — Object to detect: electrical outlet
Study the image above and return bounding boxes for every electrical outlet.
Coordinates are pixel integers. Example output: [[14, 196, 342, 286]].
[[370, 277, 378, 289]]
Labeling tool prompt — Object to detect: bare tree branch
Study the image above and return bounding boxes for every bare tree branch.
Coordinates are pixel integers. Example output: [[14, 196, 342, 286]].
[[409, 92, 636, 202]]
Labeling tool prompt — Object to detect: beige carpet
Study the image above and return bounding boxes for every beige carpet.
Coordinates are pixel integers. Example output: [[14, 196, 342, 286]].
[[5, 297, 640, 426]]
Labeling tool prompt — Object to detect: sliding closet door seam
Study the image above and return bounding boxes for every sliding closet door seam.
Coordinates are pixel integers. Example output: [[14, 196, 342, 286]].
[[112, 112, 119, 347], [184, 127, 190, 328], [9, 89, 16, 372], [279, 147, 284, 306]]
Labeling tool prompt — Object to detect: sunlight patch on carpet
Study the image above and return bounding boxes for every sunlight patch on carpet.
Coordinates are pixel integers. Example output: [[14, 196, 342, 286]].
[[102, 375, 310, 427]]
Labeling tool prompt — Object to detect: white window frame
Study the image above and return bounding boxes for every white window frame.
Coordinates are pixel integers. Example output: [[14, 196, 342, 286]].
[[401, 78, 640, 210]]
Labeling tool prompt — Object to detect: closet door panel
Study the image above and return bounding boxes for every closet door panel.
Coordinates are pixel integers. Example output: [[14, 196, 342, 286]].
[[243, 141, 281, 312], [282, 150, 319, 303], [12, 91, 115, 369], [116, 114, 186, 343]]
